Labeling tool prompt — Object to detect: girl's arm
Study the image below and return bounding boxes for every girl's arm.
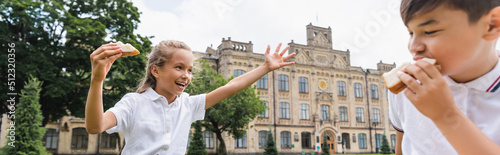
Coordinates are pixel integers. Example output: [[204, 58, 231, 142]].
[[205, 43, 295, 109], [85, 43, 121, 134]]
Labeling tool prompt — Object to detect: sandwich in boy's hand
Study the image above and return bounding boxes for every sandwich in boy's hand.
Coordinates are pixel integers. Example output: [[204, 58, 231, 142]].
[[116, 41, 140, 57], [382, 58, 441, 94]]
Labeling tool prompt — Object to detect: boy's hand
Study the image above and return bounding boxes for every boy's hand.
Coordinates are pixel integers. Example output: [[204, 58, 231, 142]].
[[397, 60, 456, 121], [90, 43, 122, 83], [263, 43, 296, 71]]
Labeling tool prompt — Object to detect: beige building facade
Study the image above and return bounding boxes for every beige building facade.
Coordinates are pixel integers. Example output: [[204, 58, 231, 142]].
[[0, 24, 397, 154], [194, 24, 398, 154]]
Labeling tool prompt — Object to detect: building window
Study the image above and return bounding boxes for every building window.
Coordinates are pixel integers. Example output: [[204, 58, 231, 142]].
[[71, 128, 88, 149], [372, 108, 380, 123], [278, 74, 289, 91], [234, 69, 246, 77], [204, 130, 214, 148], [339, 106, 348, 122], [279, 102, 290, 119], [257, 74, 268, 89], [341, 133, 350, 149], [281, 131, 291, 148], [259, 131, 268, 149], [337, 81, 346, 96], [298, 77, 308, 93], [391, 134, 397, 149], [354, 83, 363, 98], [300, 104, 310, 120], [301, 132, 311, 148], [321, 105, 330, 121], [100, 133, 117, 149], [258, 101, 269, 118], [358, 133, 367, 149], [375, 134, 382, 149], [356, 107, 365, 123], [42, 128, 58, 150], [371, 84, 379, 99], [235, 132, 247, 148]]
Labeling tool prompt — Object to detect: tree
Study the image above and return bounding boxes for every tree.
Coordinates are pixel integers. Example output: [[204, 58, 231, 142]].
[[321, 133, 330, 155], [185, 61, 266, 155], [3, 76, 49, 155], [380, 134, 392, 154], [263, 128, 278, 155], [0, 0, 152, 125], [187, 121, 207, 155]]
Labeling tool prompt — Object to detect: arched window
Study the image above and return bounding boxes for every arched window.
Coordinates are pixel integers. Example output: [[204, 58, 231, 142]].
[[234, 69, 246, 77], [371, 84, 379, 99], [279, 102, 290, 119], [235, 131, 247, 148], [258, 101, 269, 118], [337, 81, 346, 96], [204, 130, 214, 148], [321, 105, 330, 121], [354, 83, 363, 98], [257, 74, 268, 89], [278, 75, 289, 91], [298, 77, 309, 93], [300, 104, 309, 120], [71, 128, 88, 149], [358, 133, 367, 149], [258, 131, 268, 148], [100, 133, 118, 148], [42, 128, 58, 150], [301, 132, 311, 148], [281, 131, 291, 148], [339, 106, 348, 122], [356, 107, 365, 123], [372, 108, 380, 123]]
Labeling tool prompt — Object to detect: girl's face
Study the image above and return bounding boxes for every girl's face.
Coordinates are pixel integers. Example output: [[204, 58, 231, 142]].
[[152, 49, 194, 102]]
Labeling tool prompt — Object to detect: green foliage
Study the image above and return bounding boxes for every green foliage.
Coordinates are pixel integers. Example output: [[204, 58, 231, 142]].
[[0, 0, 152, 125], [380, 134, 392, 154], [263, 128, 278, 155], [3, 76, 50, 155], [185, 60, 266, 155], [321, 133, 330, 155], [187, 121, 207, 155]]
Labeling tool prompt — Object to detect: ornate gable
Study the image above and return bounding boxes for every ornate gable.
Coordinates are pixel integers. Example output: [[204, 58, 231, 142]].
[[333, 55, 348, 68], [295, 49, 312, 64], [313, 33, 330, 47]]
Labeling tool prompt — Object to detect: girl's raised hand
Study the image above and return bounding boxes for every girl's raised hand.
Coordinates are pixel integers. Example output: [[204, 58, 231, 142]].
[[263, 43, 296, 71], [90, 43, 122, 83]]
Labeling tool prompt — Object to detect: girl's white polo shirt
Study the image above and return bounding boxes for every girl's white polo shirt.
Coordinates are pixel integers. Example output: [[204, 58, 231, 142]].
[[105, 88, 206, 155], [389, 60, 500, 154]]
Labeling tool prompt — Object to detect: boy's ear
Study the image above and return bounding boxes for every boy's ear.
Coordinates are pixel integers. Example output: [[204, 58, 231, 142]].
[[151, 65, 159, 78], [484, 6, 500, 41]]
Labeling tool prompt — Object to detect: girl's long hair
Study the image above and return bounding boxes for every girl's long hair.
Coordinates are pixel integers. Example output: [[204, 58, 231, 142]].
[[136, 40, 191, 93]]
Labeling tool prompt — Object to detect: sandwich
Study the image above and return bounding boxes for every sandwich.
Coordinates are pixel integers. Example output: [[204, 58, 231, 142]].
[[382, 58, 441, 94], [116, 41, 140, 57]]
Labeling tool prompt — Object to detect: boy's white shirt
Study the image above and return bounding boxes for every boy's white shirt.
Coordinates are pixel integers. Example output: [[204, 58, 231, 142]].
[[105, 88, 206, 155], [389, 60, 500, 155]]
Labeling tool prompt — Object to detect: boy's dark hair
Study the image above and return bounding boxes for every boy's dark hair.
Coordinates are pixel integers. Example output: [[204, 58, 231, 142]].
[[401, 0, 500, 25]]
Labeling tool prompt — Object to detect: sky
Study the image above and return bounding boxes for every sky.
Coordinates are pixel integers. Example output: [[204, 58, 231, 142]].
[[131, 0, 499, 70]]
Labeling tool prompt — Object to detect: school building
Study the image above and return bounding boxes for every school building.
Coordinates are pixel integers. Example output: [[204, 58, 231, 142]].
[[0, 24, 397, 154]]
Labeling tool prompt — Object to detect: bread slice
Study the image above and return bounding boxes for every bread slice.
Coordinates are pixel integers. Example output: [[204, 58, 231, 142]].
[[116, 41, 140, 57], [382, 58, 440, 94]]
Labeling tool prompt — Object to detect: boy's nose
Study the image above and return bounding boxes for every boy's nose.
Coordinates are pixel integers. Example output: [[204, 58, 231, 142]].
[[408, 37, 425, 55]]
